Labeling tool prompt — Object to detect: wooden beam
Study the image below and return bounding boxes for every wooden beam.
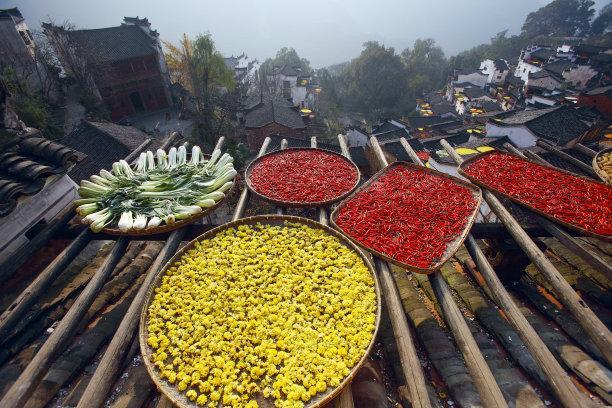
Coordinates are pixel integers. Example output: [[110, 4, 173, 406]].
[[574, 143, 598, 158], [275, 139, 288, 215], [0, 228, 94, 343], [76, 230, 185, 408], [368, 136, 431, 408], [0, 236, 130, 408], [464, 236, 597, 408], [442, 139, 612, 368], [398, 138, 508, 408], [232, 138, 270, 221], [535, 140, 598, 177]]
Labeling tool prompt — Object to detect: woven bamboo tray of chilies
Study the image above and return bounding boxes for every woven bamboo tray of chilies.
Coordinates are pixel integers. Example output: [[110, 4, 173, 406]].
[[140, 215, 381, 408], [458, 150, 612, 242], [330, 162, 482, 274], [245, 148, 361, 208]]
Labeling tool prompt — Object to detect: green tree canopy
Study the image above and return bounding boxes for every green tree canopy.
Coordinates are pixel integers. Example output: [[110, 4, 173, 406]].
[[402, 38, 447, 95], [343, 42, 407, 119], [521, 0, 595, 38], [260, 47, 312, 75], [592, 2, 612, 34]]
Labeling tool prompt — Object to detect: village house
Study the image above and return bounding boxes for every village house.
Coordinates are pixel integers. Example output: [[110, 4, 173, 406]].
[[345, 126, 370, 148], [543, 60, 598, 89], [224, 53, 260, 94], [514, 45, 555, 82], [0, 8, 52, 95], [485, 106, 589, 148], [44, 17, 172, 121], [525, 70, 562, 92], [577, 85, 612, 116], [419, 92, 458, 118], [266, 65, 320, 110], [242, 94, 307, 151], [479, 59, 510, 85]]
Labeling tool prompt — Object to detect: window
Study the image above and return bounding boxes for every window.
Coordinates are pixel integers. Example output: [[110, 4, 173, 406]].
[[19, 31, 31, 46]]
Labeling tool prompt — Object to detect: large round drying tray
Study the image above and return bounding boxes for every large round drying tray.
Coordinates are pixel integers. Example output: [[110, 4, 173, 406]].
[[139, 215, 382, 408], [79, 154, 234, 236], [244, 148, 361, 208], [593, 147, 612, 185]]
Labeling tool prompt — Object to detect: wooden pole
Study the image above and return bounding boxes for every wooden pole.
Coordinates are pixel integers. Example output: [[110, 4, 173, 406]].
[[408, 140, 595, 407], [502, 144, 612, 280], [463, 236, 597, 408], [367, 136, 431, 408], [574, 143, 597, 158], [535, 140, 598, 177], [0, 236, 130, 408], [0, 228, 94, 343], [76, 137, 227, 408], [275, 139, 288, 216], [232, 138, 271, 221], [395, 138, 508, 408], [76, 230, 185, 408], [441, 139, 612, 368]]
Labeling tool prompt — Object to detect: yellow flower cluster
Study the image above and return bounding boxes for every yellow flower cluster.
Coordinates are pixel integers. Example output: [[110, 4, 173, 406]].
[[147, 221, 377, 408]]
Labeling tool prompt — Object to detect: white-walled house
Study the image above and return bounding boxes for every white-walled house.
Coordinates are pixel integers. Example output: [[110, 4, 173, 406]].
[[543, 61, 597, 89], [346, 127, 369, 148], [485, 106, 589, 148], [526, 70, 561, 91], [480, 59, 510, 84], [267, 65, 319, 109], [454, 69, 488, 89]]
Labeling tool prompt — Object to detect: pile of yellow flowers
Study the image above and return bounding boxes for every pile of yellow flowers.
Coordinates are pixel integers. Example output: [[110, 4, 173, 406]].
[[146, 221, 377, 408]]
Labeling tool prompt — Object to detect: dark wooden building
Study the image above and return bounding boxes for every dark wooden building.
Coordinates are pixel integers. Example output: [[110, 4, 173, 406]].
[[45, 17, 172, 121]]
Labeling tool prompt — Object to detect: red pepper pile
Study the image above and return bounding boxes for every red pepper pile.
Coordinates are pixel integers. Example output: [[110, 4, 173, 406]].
[[463, 152, 612, 236], [249, 150, 358, 203], [335, 165, 478, 269]]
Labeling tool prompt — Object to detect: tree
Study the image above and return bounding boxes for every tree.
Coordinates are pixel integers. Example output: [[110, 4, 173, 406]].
[[521, 0, 595, 38], [164, 33, 235, 146], [343, 42, 408, 119], [592, 2, 612, 34], [260, 47, 312, 75], [402, 38, 447, 96]]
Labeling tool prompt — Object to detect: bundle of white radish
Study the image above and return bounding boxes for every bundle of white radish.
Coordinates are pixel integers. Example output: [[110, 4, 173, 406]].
[[75, 146, 236, 232]]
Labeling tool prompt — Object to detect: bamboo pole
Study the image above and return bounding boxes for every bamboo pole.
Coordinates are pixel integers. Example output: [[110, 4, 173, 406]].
[[232, 138, 271, 221], [275, 139, 289, 216], [464, 237, 597, 408], [535, 140, 598, 177], [502, 144, 612, 280], [574, 143, 597, 158], [389, 138, 507, 408], [0, 228, 94, 343], [77, 230, 185, 408], [441, 139, 612, 367], [369, 136, 433, 408], [76, 136, 228, 408], [0, 236, 130, 408], [407, 139, 596, 407]]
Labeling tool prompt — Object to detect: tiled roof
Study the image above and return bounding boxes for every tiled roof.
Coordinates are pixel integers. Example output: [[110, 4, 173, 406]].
[[529, 70, 556, 79], [479, 100, 502, 112], [66, 25, 157, 64], [0, 7, 22, 22], [244, 96, 305, 130], [530, 48, 554, 61], [0, 133, 79, 216], [463, 87, 487, 99], [421, 133, 470, 152], [348, 146, 368, 167], [543, 61, 577, 76], [494, 59, 510, 72], [585, 85, 612, 96], [371, 128, 410, 143], [505, 75, 525, 87], [431, 101, 457, 116], [494, 106, 588, 146], [278, 65, 301, 76], [381, 141, 413, 162], [404, 116, 461, 128], [372, 121, 403, 134], [61, 121, 153, 183]]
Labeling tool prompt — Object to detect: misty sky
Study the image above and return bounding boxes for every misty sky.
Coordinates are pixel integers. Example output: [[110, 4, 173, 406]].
[[2, 0, 610, 68]]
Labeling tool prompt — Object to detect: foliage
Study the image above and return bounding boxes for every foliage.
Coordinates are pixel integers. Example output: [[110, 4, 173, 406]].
[[164, 33, 237, 146], [343, 42, 408, 119], [591, 2, 612, 35], [402, 38, 447, 100], [260, 47, 313, 75], [222, 136, 250, 170], [521, 0, 595, 38], [78, 89, 110, 121]]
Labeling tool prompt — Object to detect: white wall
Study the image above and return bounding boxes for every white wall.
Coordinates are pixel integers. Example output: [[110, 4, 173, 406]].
[[479, 59, 508, 84], [485, 123, 537, 148], [347, 129, 369, 147], [515, 61, 542, 82], [456, 72, 488, 89], [562, 65, 597, 89], [526, 76, 560, 91]]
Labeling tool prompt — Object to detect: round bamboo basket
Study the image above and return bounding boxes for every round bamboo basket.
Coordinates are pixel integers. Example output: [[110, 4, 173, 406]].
[[458, 150, 612, 243], [330, 162, 482, 275], [593, 147, 612, 185], [139, 215, 382, 408], [244, 148, 361, 208], [78, 154, 235, 236]]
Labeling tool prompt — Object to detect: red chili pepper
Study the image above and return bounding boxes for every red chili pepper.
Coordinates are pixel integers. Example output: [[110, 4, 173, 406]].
[[249, 150, 358, 203], [463, 152, 612, 236], [335, 165, 478, 269]]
